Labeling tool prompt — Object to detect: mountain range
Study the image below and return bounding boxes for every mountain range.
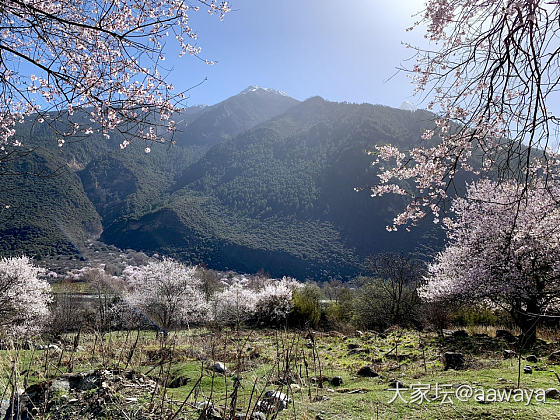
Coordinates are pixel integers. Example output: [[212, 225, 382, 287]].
[[0, 86, 444, 280]]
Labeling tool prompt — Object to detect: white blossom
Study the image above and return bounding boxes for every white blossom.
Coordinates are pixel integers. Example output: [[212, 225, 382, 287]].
[[123, 258, 208, 331], [0, 256, 52, 338]]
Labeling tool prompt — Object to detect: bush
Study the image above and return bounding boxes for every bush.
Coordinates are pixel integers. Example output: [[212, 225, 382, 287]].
[[290, 284, 322, 328], [212, 276, 257, 327], [351, 276, 421, 331], [322, 288, 354, 330], [451, 306, 511, 327], [254, 277, 299, 326]]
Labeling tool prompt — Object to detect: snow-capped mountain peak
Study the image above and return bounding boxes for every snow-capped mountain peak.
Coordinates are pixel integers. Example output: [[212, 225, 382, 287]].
[[240, 85, 289, 97]]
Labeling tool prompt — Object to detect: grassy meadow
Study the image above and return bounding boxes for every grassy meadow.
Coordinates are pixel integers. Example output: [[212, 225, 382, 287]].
[[2, 326, 560, 419]]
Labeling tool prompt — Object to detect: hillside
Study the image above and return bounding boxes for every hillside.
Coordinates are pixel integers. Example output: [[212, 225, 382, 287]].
[[101, 96, 445, 279], [0, 87, 444, 279], [0, 147, 102, 257]]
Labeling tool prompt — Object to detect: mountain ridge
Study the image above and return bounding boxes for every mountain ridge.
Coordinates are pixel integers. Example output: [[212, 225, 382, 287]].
[[0, 88, 444, 279]]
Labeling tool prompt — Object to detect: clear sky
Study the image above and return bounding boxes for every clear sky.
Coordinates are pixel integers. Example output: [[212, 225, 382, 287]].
[[171, 1, 426, 107]]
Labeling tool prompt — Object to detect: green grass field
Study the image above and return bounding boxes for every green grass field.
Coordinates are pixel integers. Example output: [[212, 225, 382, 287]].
[[2, 328, 560, 419]]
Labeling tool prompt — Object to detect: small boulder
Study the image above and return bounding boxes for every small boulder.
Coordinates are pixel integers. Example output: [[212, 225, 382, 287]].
[[443, 352, 465, 370], [357, 366, 379, 377], [526, 355, 538, 363], [388, 379, 406, 389], [49, 370, 98, 392], [495, 330, 516, 342], [549, 350, 560, 361], [545, 388, 560, 400], [289, 383, 301, 392], [47, 344, 61, 353], [258, 390, 291, 412], [503, 349, 516, 359], [50, 378, 71, 393], [196, 401, 222, 419], [211, 362, 227, 374], [310, 376, 326, 385], [168, 375, 190, 388], [523, 365, 532, 374], [330, 376, 343, 386]]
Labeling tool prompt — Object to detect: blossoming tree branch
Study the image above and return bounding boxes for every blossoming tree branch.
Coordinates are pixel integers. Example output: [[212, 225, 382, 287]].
[[0, 0, 230, 151], [370, 0, 560, 230]]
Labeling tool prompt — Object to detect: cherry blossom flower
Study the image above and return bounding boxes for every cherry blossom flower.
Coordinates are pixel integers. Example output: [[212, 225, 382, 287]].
[[420, 178, 560, 343], [0, 0, 231, 150], [370, 1, 560, 228], [0, 256, 52, 338]]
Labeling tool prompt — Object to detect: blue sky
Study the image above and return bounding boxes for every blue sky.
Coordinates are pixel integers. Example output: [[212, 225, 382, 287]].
[[170, 1, 426, 107]]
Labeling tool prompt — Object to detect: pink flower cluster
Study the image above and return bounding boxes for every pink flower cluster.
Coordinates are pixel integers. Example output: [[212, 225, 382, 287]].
[[419, 178, 560, 313]]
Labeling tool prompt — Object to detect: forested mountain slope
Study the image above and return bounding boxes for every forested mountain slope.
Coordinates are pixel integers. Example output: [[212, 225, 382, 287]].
[[102, 97, 445, 279], [0, 88, 444, 279]]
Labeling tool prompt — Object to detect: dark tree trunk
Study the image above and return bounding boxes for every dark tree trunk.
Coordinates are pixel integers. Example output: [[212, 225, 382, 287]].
[[518, 314, 537, 348], [515, 298, 539, 349]]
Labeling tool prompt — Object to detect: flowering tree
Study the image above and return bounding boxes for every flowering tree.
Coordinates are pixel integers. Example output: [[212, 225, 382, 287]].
[[419, 179, 560, 345], [254, 277, 300, 325], [212, 276, 301, 327], [0, 0, 230, 151], [123, 258, 207, 332], [370, 1, 560, 229], [0, 256, 52, 338], [212, 276, 257, 327]]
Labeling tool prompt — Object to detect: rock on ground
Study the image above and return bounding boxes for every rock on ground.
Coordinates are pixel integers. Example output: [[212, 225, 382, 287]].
[[212, 362, 227, 374], [357, 366, 379, 377], [443, 352, 465, 370]]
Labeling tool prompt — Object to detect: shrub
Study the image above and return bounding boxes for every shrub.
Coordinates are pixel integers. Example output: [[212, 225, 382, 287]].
[[290, 284, 322, 328], [351, 276, 421, 331], [212, 276, 257, 327]]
